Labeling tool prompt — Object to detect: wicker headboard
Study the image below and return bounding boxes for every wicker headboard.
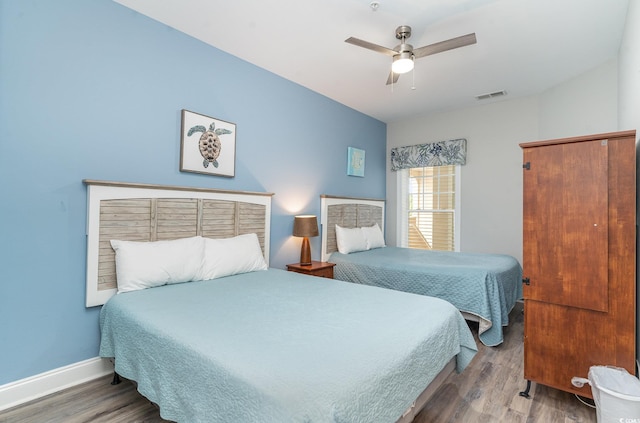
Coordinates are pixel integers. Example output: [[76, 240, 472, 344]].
[[84, 180, 273, 307], [320, 195, 385, 262]]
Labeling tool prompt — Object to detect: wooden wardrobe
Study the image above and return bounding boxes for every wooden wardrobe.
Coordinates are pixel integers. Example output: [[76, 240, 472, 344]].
[[520, 130, 636, 398]]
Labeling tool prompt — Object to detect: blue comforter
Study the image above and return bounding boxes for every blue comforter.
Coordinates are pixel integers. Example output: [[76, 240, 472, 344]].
[[100, 268, 477, 423], [330, 247, 523, 346]]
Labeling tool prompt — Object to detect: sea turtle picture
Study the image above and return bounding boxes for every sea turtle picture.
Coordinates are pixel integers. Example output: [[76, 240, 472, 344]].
[[187, 122, 233, 168]]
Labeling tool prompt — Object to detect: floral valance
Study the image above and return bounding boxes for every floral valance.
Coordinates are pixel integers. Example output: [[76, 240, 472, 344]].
[[390, 138, 467, 171]]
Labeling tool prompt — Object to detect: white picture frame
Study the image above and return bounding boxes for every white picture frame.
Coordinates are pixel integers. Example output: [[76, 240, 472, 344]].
[[180, 109, 236, 177]]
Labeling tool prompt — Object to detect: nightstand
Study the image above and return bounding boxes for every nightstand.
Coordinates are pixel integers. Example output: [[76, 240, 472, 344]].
[[286, 261, 336, 279]]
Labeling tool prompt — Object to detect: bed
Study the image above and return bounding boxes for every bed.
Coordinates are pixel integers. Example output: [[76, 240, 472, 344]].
[[320, 195, 523, 347], [85, 180, 478, 423]]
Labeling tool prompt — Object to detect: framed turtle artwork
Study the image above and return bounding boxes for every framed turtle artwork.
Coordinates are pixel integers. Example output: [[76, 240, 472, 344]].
[[180, 109, 236, 177]]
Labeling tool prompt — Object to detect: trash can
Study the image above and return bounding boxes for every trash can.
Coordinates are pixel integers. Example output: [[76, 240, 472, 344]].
[[584, 366, 640, 423]]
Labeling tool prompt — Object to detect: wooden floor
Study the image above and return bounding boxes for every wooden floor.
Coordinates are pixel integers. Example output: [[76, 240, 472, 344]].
[[415, 302, 596, 423], [0, 302, 596, 423]]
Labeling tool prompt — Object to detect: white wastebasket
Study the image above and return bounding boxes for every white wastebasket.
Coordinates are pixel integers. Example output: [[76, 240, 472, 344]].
[[587, 366, 640, 423]]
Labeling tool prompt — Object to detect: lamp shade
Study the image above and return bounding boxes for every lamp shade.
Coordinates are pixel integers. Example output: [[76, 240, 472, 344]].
[[293, 215, 319, 237]]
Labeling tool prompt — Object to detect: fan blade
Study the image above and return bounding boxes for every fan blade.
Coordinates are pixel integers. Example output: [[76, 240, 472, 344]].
[[386, 71, 400, 85], [345, 37, 397, 57], [413, 33, 477, 58]]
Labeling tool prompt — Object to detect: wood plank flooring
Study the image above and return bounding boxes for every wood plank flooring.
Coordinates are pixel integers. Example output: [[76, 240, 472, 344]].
[[415, 302, 596, 423], [0, 302, 596, 422]]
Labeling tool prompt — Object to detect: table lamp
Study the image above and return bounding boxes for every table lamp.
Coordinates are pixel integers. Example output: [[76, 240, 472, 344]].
[[293, 215, 319, 265]]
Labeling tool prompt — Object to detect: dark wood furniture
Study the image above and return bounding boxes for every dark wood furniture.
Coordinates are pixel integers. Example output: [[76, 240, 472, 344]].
[[519, 130, 636, 399], [286, 261, 335, 279]]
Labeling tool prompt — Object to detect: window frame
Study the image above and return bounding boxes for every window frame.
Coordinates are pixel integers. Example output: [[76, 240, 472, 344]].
[[396, 165, 461, 251]]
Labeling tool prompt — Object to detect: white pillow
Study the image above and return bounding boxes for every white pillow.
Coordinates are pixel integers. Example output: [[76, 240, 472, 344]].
[[362, 223, 386, 250], [335, 224, 368, 254], [196, 233, 268, 281], [111, 236, 205, 293]]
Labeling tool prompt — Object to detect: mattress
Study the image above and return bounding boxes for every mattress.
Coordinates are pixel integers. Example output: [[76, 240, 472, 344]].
[[99, 268, 477, 423], [329, 246, 523, 346]]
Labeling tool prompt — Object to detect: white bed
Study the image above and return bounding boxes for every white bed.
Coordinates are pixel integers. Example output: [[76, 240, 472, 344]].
[[86, 180, 478, 422]]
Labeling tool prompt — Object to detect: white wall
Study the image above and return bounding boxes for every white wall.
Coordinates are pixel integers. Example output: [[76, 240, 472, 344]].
[[387, 59, 619, 265], [619, 0, 640, 133], [539, 59, 618, 140], [387, 96, 538, 263]]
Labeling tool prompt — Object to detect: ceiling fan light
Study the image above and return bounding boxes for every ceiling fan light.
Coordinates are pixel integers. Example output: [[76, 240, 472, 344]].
[[392, 53, 414, 74]]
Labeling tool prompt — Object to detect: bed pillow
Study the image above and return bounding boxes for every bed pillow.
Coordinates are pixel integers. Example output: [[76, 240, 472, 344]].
[[196, 233, 268, 281], [362, 223, 386, 250], [335, 224, 368, 254], [110, 236, 205, 293]]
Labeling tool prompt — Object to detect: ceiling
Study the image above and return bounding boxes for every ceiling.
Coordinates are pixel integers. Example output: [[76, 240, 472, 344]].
[[114, 0, 629, 123]]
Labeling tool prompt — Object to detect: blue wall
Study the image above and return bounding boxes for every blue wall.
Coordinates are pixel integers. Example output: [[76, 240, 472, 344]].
[[0, 0, 386, 385]]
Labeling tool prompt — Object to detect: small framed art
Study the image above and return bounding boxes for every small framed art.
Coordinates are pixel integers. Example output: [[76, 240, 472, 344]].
[[180, 109, 236, 177], [347, 147, 365, 177]]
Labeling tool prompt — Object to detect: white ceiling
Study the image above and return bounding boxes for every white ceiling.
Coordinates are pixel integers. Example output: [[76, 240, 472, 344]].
[[114, 0, 629, 123]]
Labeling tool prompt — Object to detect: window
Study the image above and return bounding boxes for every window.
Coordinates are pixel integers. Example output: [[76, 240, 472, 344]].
[[398, 165, 460, 251]]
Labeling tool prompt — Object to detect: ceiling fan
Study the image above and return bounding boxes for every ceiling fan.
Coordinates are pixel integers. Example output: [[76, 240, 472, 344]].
[[345, 26, 477, 85]]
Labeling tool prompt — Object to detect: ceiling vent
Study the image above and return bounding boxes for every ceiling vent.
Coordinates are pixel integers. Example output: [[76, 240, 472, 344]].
[[475, 90, 507, 101]]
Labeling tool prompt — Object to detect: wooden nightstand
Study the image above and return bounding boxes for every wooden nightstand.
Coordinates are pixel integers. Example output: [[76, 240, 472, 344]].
[[286, 261, 335, 279]]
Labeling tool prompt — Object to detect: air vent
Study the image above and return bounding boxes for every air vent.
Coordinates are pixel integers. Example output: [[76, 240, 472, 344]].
[[475, 90, 507, 101]]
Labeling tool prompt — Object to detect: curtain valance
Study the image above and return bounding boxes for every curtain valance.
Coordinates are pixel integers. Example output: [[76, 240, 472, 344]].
[[390, 138, 467, 171]]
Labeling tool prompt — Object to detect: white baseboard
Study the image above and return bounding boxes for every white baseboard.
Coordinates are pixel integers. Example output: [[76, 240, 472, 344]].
[[0, 357, 114, 412]]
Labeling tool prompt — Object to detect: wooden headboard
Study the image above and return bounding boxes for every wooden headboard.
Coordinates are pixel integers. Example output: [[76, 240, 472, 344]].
[[84, 180, 273, 307], [320, 195, 385, 262]]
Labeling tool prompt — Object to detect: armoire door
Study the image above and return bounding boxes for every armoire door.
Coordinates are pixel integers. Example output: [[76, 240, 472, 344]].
[[522, 139, 609, 312]]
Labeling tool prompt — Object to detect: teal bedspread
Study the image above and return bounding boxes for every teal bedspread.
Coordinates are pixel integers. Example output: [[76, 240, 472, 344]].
[[100, 268, 477, 423], [330, 247, 523, 346]]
